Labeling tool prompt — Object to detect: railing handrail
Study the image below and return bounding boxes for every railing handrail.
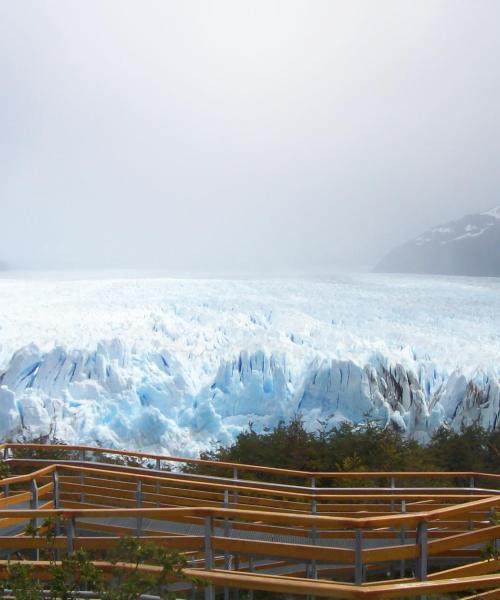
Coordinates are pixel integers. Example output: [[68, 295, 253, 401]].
[[9, 458, 499, 499], [0, 463, 56, 486], [3, 442, 500, 481], [1, 491, 499, 528], [2, 443, 500, 597]]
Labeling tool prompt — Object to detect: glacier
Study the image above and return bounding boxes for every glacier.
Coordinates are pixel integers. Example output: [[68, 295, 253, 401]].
[[0, 272, 499, 456]]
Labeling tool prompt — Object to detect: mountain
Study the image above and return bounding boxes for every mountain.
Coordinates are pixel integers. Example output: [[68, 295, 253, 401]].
[[375, 206, 500, 277]]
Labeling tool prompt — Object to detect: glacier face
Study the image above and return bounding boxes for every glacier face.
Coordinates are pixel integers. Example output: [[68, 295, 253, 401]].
[[0, 272, 499, 455]]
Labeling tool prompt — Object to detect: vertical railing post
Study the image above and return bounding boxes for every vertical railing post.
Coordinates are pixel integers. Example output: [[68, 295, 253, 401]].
[[30, 478, 40, 560], [3, 446, 9, 461], [400, 500, 407, 578], [189, 555, 197, 600], [467, 475, 476, 529], [232, 467, 239, 504], [223, 489, 230, 600], [390, 476, 396, 512], [355, 528, 363, 585], [52, 469, 60, 509], [136, 480, 143, 537], [155, 458, 161, 504], [30, 479, 39, 528], [416, 520, 428, 581], [248, 556, 255, 600], [52, 468, 61, 560], [66, 516, 76, 554], [79, 449, 86, 503], [234, 554, 240, 600], [204, 516, 215, 600], [310, 496, 318, 579]]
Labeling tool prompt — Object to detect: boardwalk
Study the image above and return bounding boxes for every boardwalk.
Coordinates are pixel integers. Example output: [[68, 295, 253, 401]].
[[1, 443, 500, 599]]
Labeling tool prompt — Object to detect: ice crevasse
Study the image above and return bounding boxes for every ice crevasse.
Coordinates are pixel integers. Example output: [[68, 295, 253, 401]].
[[0, 273, 499, 455], [0, 340, 498, 456]]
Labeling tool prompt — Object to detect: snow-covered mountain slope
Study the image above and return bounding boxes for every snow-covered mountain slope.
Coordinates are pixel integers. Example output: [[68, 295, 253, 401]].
[[0, 273, 499, 455], [375, 206, 500, 277]]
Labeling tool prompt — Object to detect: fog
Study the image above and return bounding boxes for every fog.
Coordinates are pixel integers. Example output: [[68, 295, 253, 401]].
[[1, 1, 499, 273]]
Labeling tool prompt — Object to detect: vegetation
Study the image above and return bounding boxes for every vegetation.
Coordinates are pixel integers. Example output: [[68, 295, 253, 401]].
[[4, 517, 188, 600], [187, 416, 500, 485]]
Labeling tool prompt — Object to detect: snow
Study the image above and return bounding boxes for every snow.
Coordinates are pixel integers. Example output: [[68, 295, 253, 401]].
[[449, 224, 493, 243], [481, 205, 500, 219], [0, 271, 499, 454], [431, 227, 453, 234]]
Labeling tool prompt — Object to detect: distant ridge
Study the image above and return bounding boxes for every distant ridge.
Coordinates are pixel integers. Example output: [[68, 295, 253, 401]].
[[375, 206, 500, 277]]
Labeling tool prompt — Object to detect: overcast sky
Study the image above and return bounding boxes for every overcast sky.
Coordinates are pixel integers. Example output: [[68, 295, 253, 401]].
[[1, 1, 499, 272]]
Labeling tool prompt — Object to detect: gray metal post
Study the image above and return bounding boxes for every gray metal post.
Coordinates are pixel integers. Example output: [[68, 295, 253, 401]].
[[136, 480, 143, 537], [248, 556, 255, 600], [30, 479, 39, 529], [310, 497, 318, 579], [3, 447, 9, 460], [416, 521, 428, 581], [66, 516, 75, 554], [390, 477, 396, 512], [155, 458, 161, 504], [52, 469, 60, 509], [400, 499, 407, 578], [355, 528, 363, 585], [52, 469, 61, 560], [3, 483, 9, 497], [204, 516, 215, 600], [223, 489, 230, 558], [79, 449, 86, 503], [234, 555, 240, 600], [232, 467, 238, 504], [30, 479, 40, 560], [467, 475, 475, 528], [223, 489, 230, 600], [310, 471, 318, 583]]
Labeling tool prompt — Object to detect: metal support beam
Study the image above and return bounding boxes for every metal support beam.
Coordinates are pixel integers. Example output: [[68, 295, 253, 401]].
[[52, 469, 61, 560], [234, 555, 240, 600], [310, 497, 318, 579], [79, 449, 86, 503], [30, 479, 39, 529], [400, 499, 407, 578], [223, 489, 230, 600], [204, 516, 215, 600], [52, 469, 60, 509], [155, 458, 161, 501], [416, 521, 428, 581], [66, 516, 76, 554], [136, 480, 143, 537], [390, 477, 396, 512], [248, 556, 254, 600], [355, 528, 363, 585], [30, 479, 40, 560], [232, 467, 238, 504]]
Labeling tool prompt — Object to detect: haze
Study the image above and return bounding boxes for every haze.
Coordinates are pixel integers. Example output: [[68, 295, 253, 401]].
[[1, 1, 500, 273]]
